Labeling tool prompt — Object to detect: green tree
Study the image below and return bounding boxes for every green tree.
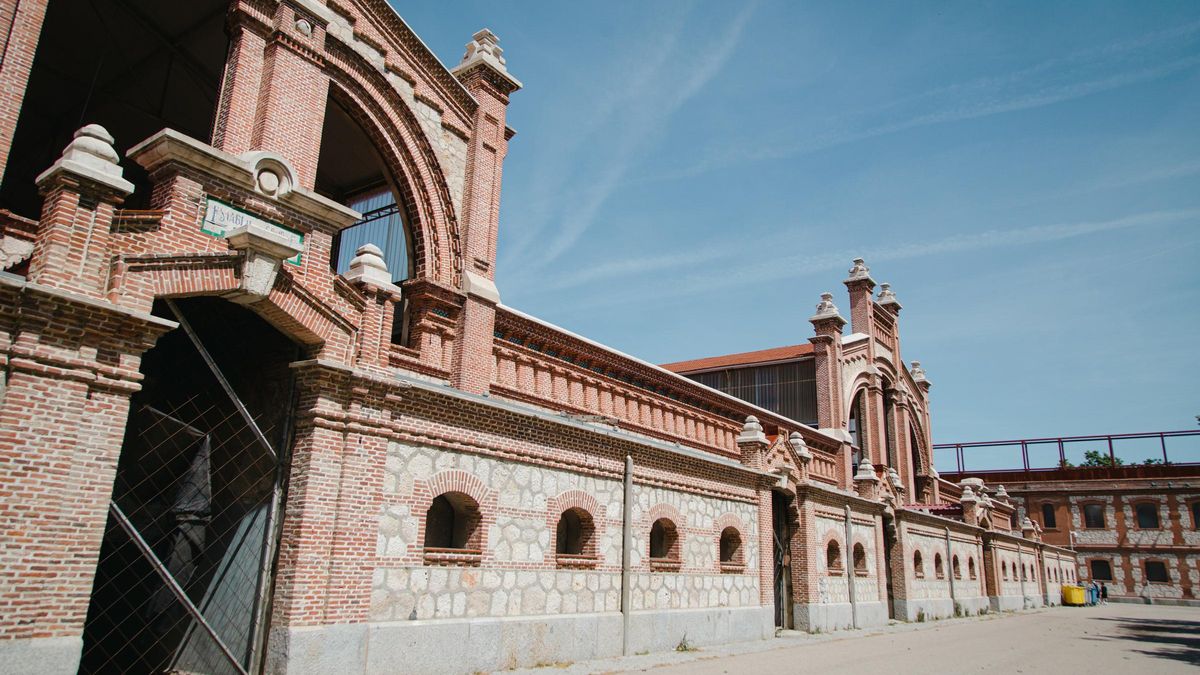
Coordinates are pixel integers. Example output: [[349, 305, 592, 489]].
[[1080, 450, 1123, 467]]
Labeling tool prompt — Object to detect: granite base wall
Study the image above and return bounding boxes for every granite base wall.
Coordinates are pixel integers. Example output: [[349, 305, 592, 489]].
[[793, 600, 888, 633], [894, 596, 989, 622], [0, 636, 82, 675], [266, 606, 774, 674], [989, 593, 1041, 612]]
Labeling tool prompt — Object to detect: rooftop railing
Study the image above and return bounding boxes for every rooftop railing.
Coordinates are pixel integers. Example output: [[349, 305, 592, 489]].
[[934, 429, 1200, 475]]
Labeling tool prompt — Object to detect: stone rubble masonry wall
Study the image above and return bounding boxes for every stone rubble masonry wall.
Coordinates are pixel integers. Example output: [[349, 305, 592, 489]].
[[892, 514, 988, 621]]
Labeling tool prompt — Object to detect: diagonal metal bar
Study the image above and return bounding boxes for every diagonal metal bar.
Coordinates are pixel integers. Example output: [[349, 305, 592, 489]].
[[165, 299, 277, 463], [108, 501, 248, 675]]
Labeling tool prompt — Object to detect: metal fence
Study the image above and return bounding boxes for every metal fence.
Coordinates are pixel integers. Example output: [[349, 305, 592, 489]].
[[935, 429, 1200, 475]]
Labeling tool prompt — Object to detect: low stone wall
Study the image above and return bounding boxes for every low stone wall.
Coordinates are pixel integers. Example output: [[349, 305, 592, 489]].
[[268, 606, 774, 674], [794, 599, 888, 633]]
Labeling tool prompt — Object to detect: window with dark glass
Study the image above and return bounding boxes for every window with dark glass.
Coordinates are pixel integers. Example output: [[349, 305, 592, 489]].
[[1089, 559, 1113, 581], [1193, 501, 1200, 530], [686, 360, 817, 425], [1145, 560, 1169, 583], [1083, 503, 1106, 529], [1041, 503, 1057, 529], [1135, 503, 1160, 529]]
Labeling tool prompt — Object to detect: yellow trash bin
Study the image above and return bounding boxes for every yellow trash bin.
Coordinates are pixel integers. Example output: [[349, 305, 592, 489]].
[[1062, 585, 1085, 606]]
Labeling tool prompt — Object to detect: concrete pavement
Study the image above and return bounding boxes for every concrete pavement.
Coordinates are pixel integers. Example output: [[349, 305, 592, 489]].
[[506, 603, 1200, 675]]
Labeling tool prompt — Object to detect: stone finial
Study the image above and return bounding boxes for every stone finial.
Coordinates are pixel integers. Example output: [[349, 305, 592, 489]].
[[788, 431, 812, 463], [877, 282, 901, 308], [888, 466, 904, 490], [995, 485, 1010, 501], [844, 257, 874, 284], [737, 415, 768, 446], [452, 28, 522, 89], [36, 123, 133, 195], [809, 292, 846, 324], [854, 461, 878, 481], [344, 243, 395, 288], [960, 484, 978, 502], [1021, 516, 1034, 530], [910, 361, 928, 383]]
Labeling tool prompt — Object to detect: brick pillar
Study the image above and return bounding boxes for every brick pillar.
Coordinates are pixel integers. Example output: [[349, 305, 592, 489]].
[[28, 125, 133, 297], [240, 2, 330, 189], [0, 277, 172, 674], [736, 416, 775, 606], [0, 0, 48, 181], [211, 15, 269, 154], [808, 292, 846, 431], [843, 257, 876, 336], [344, 243, 403, 370], [449, 30, 520, 395]]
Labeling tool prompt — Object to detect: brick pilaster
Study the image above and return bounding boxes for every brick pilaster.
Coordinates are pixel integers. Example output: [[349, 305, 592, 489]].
[[0, 0, 48, 182]]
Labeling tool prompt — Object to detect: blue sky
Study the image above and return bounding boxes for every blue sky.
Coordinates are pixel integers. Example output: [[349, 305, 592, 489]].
[[395, 2, 1200, 469]]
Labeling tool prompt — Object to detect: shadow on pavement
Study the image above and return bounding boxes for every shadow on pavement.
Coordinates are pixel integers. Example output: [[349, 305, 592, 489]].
[[1089, 616, 1200, 666]]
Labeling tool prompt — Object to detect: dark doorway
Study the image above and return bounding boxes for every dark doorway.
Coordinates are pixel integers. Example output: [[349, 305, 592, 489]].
[[79, 297, 300, 675], [771, 490, 794, 629], [883, 514, 897, 619]]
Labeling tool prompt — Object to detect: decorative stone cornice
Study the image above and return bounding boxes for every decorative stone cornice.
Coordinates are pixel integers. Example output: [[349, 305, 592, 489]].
[[461, 270, 500, 304], [36, 124, 134, 196], [128, 129, 361, 230], [225, 221, 304, 298]]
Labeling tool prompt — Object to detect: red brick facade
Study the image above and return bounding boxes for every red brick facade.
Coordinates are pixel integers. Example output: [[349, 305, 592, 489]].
[[0, 2, 1075, 673]]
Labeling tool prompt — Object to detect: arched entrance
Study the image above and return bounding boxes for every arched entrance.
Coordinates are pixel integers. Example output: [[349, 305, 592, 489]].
[[79, 297, 301, 675], [771, 490, 795, 629]]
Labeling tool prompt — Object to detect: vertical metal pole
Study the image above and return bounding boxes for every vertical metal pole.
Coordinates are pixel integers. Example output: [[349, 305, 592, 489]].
[[945, 528, 956, 614], [957, 445, 963, 473], [1058, 439, 1066, 467], [1107, 437, 1115, 466], [844, 505, 857, 629], [1021, 441, 1029, 473], [621, 455, 633, 656], [1160, 434, 1168, 463]]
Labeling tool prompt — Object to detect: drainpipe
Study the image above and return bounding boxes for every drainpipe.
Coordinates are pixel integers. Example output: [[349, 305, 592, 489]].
[[944, 527, 956, 615], [844, 505, 857, 629], [621, 454, 633, 655], [1018, 542, 1027, 608]]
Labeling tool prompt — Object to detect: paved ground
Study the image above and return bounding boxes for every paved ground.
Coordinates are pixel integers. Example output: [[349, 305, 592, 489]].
[[507, 603, 1200, 675]]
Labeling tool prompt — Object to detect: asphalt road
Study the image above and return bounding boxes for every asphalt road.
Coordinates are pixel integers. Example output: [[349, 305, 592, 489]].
[[633, 603, 1199, 675]]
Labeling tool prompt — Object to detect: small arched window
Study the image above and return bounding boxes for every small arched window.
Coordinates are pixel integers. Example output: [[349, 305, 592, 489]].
[[1041, 503, 1057, 529], [852, 543, 867, 573], [555, 508, 595, 557], [1019, 564, 1026, 581], [1191, 501, 1200, 530], [1135, 503, 1160, 529], [968, 557, 977, 580], [1002, 561, 1008, 580], [424, 492, 481, 550], [952, 555, 961, 579], [934, 553, 944, 579], [719, 527, 743, 568], [848, 390, 868, 469], [913, 550, 925, 578], [827, 540, 843, 574], [649, 518, 679, 563]]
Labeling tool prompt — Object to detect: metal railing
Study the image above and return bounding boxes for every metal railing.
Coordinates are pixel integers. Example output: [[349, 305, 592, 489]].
[[935, 429, 1200, 474]]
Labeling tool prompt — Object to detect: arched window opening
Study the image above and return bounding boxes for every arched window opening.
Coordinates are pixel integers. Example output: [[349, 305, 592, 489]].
[[952, 555, 961, 579], [1089, 559, 1113, 581], [315, 94, 414, 344], [423, 492, 480, 551], [934, 553, 944, 579], [968, 557, 977, 580], [1002, 561, 1008, 580], [848, 391, 868, 470], [852, 543, 867, 574], [649, 518, 679, 566], [827, 540, 843, 574], [555, 508, 594, 557], [909, 425, 923, 474], [0, 0, 229, 218], [913, 550, 924, 578], [1019, 564, 1026, 581], [1191, 501, 1200, 530], [1041, 503, 1057, 529], [719, 527, 743, 569], [1135, 503, 1160, 529]]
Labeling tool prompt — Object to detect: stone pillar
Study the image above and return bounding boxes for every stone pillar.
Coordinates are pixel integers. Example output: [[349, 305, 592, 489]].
[[0, 0, 49, 180], [344, 244, 403, 370], [961, 486, 979, 526], [449, 30, 521, 395], [876, 282, 902, 360], [854, 461, 880, 501], [27, 125, 133, 297], [736, 415, 769, 470], [735, 416, 774, 605]]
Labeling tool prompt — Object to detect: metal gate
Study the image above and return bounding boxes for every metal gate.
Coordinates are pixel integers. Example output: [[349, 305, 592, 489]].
[[771, 491, 793, 629], [80, 298, 298, 675]]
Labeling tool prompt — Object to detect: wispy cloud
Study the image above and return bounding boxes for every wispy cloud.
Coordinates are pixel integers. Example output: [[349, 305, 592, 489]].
[[666, 21, 1200, 179], [531, 208, 1200, 311], [501, 4, 757, 276]]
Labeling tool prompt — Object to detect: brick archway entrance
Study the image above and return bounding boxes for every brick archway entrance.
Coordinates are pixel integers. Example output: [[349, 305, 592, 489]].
[[79, 297, 300, 675]]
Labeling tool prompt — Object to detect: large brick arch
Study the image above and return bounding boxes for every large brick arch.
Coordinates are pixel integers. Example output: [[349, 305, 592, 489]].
[[322, 45, 462, 287]]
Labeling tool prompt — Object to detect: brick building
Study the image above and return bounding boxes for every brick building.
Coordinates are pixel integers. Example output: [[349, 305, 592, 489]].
[[0, 2, 1073, 674], [942, 461, 1200, 605]]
